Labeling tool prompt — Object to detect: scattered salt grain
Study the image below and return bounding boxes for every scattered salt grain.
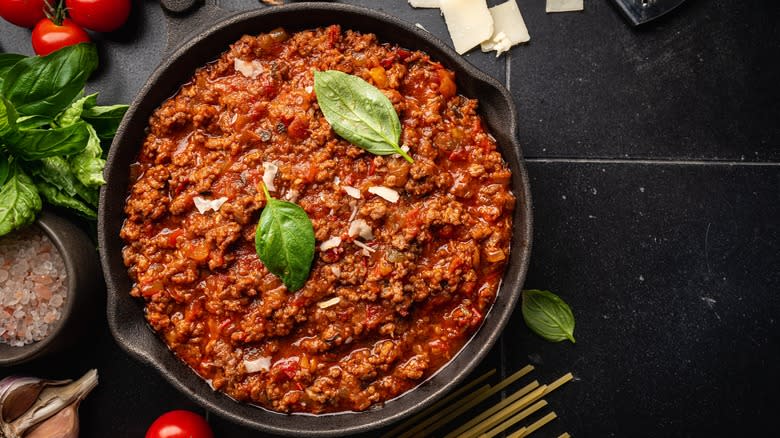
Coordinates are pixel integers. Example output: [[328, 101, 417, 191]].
[[0, 226, 68, 347]]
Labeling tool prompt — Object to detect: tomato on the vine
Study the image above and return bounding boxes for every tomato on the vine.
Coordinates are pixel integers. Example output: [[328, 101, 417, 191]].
[[145, 410, 214, 438], [0, 0, 46, 28], [65, 0, 129, 32], [31, 17, 90, 55]]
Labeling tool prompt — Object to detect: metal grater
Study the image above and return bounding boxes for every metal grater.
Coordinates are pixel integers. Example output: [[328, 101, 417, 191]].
[[611, 0, 688, 25]]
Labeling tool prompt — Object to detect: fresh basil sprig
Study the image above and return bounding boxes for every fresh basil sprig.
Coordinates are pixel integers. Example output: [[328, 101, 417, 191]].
[[0, 44, 128, 237], [313, 70, 413, 163], [255, 184, 315, 292], [522, 289, 576, 343]]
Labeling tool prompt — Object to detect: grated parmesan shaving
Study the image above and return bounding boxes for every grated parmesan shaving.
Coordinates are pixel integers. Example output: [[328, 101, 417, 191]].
[[342, 185, 361, 199], [243, 356, 271, 373], [193, 196, 228, 214], [354, 240, 376, 255], [234, 58, 264, 78], [263, 162, 278, 192], [368, 186, 400, 203], [320, 236, 342, 251], [481, 31, 513, 57], [317, 297, 341, 309], [348, 219, 374, 240], [409, 0, 439, 7], [284, 189, 299, 202]]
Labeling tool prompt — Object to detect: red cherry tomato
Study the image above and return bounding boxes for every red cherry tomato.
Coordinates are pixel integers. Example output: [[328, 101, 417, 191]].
[[145, 410, 214, 438], [0, 0, 46, 28], [65, 0, 130, 32], [31, 17, 90, 56]]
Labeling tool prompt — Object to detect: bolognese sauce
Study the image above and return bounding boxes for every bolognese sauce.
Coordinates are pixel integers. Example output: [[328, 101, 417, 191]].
[[120, 26, 514, 413]]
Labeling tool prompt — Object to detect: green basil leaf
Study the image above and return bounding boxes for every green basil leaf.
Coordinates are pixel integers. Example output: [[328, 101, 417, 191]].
[[313, 70, 413, 163], [0, 160, 42, 237], [80, 94, 128, 140], [25, 156, 98, 207], [16, 115, 52, 130], [68, 124, 105, 188], [0, 153, 9, 185], [4, 121, 90, 160], [0, 97, 17, 137], [35, 180, 97, 219], [0, 53, 26, 90], [2, 43, 98, 117], [521, 289, 576, 343], [56, 92, 92, 127], [255, 184, 315, 292]]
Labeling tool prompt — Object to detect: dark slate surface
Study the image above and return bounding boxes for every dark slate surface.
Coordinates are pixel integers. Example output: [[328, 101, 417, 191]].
[[2, 0, 779, 437]]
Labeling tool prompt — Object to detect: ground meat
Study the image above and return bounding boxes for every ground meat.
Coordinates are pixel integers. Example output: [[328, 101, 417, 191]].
[[121, 26, 514, 414]]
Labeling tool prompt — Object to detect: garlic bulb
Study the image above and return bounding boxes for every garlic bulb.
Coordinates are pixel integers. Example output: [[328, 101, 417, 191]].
[[0, 370, 98, 438]]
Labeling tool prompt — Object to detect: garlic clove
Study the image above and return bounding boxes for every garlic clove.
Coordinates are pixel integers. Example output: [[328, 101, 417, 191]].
[[0, 377, 69, 423], [24, 402, 79, 438]]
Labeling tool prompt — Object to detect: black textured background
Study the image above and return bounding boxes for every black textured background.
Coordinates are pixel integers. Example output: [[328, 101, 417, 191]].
[[2, 1, 779, 437]]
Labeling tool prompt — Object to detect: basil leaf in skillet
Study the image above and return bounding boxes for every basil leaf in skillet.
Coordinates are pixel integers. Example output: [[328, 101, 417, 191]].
[[313, 70, 413, 163], [0, 160, 42, 236], [521, 289, 576, 343], [255, 184, 315, 292], [2, 43, 98, 118]]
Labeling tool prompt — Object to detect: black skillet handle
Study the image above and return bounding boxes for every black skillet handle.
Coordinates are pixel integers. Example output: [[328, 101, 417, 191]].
[[160, 0, 233, 57]]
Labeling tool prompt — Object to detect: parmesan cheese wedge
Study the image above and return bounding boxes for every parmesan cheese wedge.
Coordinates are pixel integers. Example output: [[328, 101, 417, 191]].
[[440, 0, 494, 55], [546, 0, 584, 13], [481, 0, 530, 54], [409, 0, 440, 8]]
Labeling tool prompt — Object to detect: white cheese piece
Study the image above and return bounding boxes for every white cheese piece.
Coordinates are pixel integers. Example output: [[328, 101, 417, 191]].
[[409, 0, 440, 8], [348, 219, 374, 240], [234, 58, 264, 78], [304, 85, 313, 94], [546, 0, 584, 13], [320, 236, 342, 251], [243, 356, 271, 373], [368, 186, 400, 203], [317, 297, 341, 309], [481, 0, 530, 55], [342, 185, 361, 199], [440, 0, 494, 55], [415, 23, 430, 32], [262, 162, 278, 192], [193, 196, 228, 214]]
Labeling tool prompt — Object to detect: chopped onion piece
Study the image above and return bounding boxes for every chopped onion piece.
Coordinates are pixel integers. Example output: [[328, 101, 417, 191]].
[[244, 356, 271, 373], [368, 186, 400, 203], [193, 196, 228, 214], [263, 162, 278, 192], [234, 58, 264, 78], [305, 85, 313, 94], [334, 176, 341, 185], [320, 236, 342, 251], [342, 185, 361, 199], [349, 219, 374, 240], [317, 297, 341, 309], [354, 240, 376, 255], [331, 266, 341, 277]]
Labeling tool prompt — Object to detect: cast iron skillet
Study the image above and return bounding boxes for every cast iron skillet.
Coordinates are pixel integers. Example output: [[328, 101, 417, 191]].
[[98, 2, 533, 436]]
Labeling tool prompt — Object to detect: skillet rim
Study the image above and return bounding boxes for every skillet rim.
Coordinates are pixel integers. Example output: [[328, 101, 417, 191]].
[[98, 3, 533, 436]]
